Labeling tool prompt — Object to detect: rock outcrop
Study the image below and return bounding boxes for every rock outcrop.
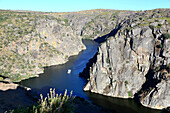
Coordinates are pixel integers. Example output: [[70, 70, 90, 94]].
[[0, 11, 85, 82], [0, 9, 134, 82], [84, 9, 170, 109], [0, 82, 18, 91]]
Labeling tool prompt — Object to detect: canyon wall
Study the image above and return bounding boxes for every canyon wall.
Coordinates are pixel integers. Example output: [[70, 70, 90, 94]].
[[84, 9, 170, 109], [0, 8, 169, 110], [0, 9, 130, 82]]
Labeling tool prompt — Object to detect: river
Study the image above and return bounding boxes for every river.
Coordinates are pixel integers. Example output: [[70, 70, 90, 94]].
[[20, 39, 161, 113]]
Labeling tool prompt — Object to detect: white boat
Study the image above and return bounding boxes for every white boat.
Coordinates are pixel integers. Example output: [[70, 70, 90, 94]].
[[67, 69, 71, 74]]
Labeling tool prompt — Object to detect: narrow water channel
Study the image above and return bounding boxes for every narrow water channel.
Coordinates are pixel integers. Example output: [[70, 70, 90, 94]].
[[20, 39, 162, 113], [20, 39, 99, 99]]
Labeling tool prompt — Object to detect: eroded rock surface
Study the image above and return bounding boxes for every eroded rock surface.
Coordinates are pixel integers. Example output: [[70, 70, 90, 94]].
[[84, 9, 170, 109], [1, 9, 132, 82]]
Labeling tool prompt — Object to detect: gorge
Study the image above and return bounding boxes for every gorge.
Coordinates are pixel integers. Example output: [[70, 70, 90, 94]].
[[0, 9, 169, 112]]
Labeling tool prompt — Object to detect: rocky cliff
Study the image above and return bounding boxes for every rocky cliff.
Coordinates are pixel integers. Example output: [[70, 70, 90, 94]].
[[0, 10, 88, 82], [0, 9, 130, 82], [0, 8, 169, 110], [84, 9, 170, 109]]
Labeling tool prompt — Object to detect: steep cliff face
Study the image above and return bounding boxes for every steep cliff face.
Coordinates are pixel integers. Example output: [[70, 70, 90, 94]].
[[0, 9, 133, 82], [84, 9, 170, 109]]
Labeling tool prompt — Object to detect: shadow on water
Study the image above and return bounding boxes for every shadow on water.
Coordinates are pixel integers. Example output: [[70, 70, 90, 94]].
[[85, 92, 162, 113], [20, 39, 162, 113], [0, 87, 37, 112]]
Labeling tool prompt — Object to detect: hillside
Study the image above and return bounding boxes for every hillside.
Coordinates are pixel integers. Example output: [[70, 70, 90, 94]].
[[0, 9, 133, 82]]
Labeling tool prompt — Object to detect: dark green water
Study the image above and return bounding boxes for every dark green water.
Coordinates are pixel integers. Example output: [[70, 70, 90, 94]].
[[20, 40, 161, 113]]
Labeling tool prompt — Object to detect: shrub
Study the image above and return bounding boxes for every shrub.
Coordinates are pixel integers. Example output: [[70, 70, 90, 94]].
[[159, 43, 163, 48], [149, 25, 154, 30], [157, 43, 163, 48], [0, 77, 3, 81], [157, 24, 162, 28], [11, 89, 76, 113], [138, 68, 142, 72], [139, 17, 142, 20], [128, 92, 131, 97], [163, 33, 170, 39], [125, 81, 128, 85], [9, 65, 12, 69], [64, 19, 68, 26], [155, 19, 159, 22], [106, 58, 110, 63]]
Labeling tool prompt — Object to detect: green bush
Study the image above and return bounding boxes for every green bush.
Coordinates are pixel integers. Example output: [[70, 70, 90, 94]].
[[11, 89, 76, 113], [106, 58, 110, 63], [138, 68, 142, 72], [128, 92, 131, 97], [63, 19, 68, 26], [157, 43, 163, 48], [163, 33, 170, 39], [125, 81, 128, 85], [155, 19, 159, 22], [139, 17, 142, 20], [159, 44, 163, 48], [0, 77, 4, 81], [149, 25, 154, 30], [157, 24, 162, 28]]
